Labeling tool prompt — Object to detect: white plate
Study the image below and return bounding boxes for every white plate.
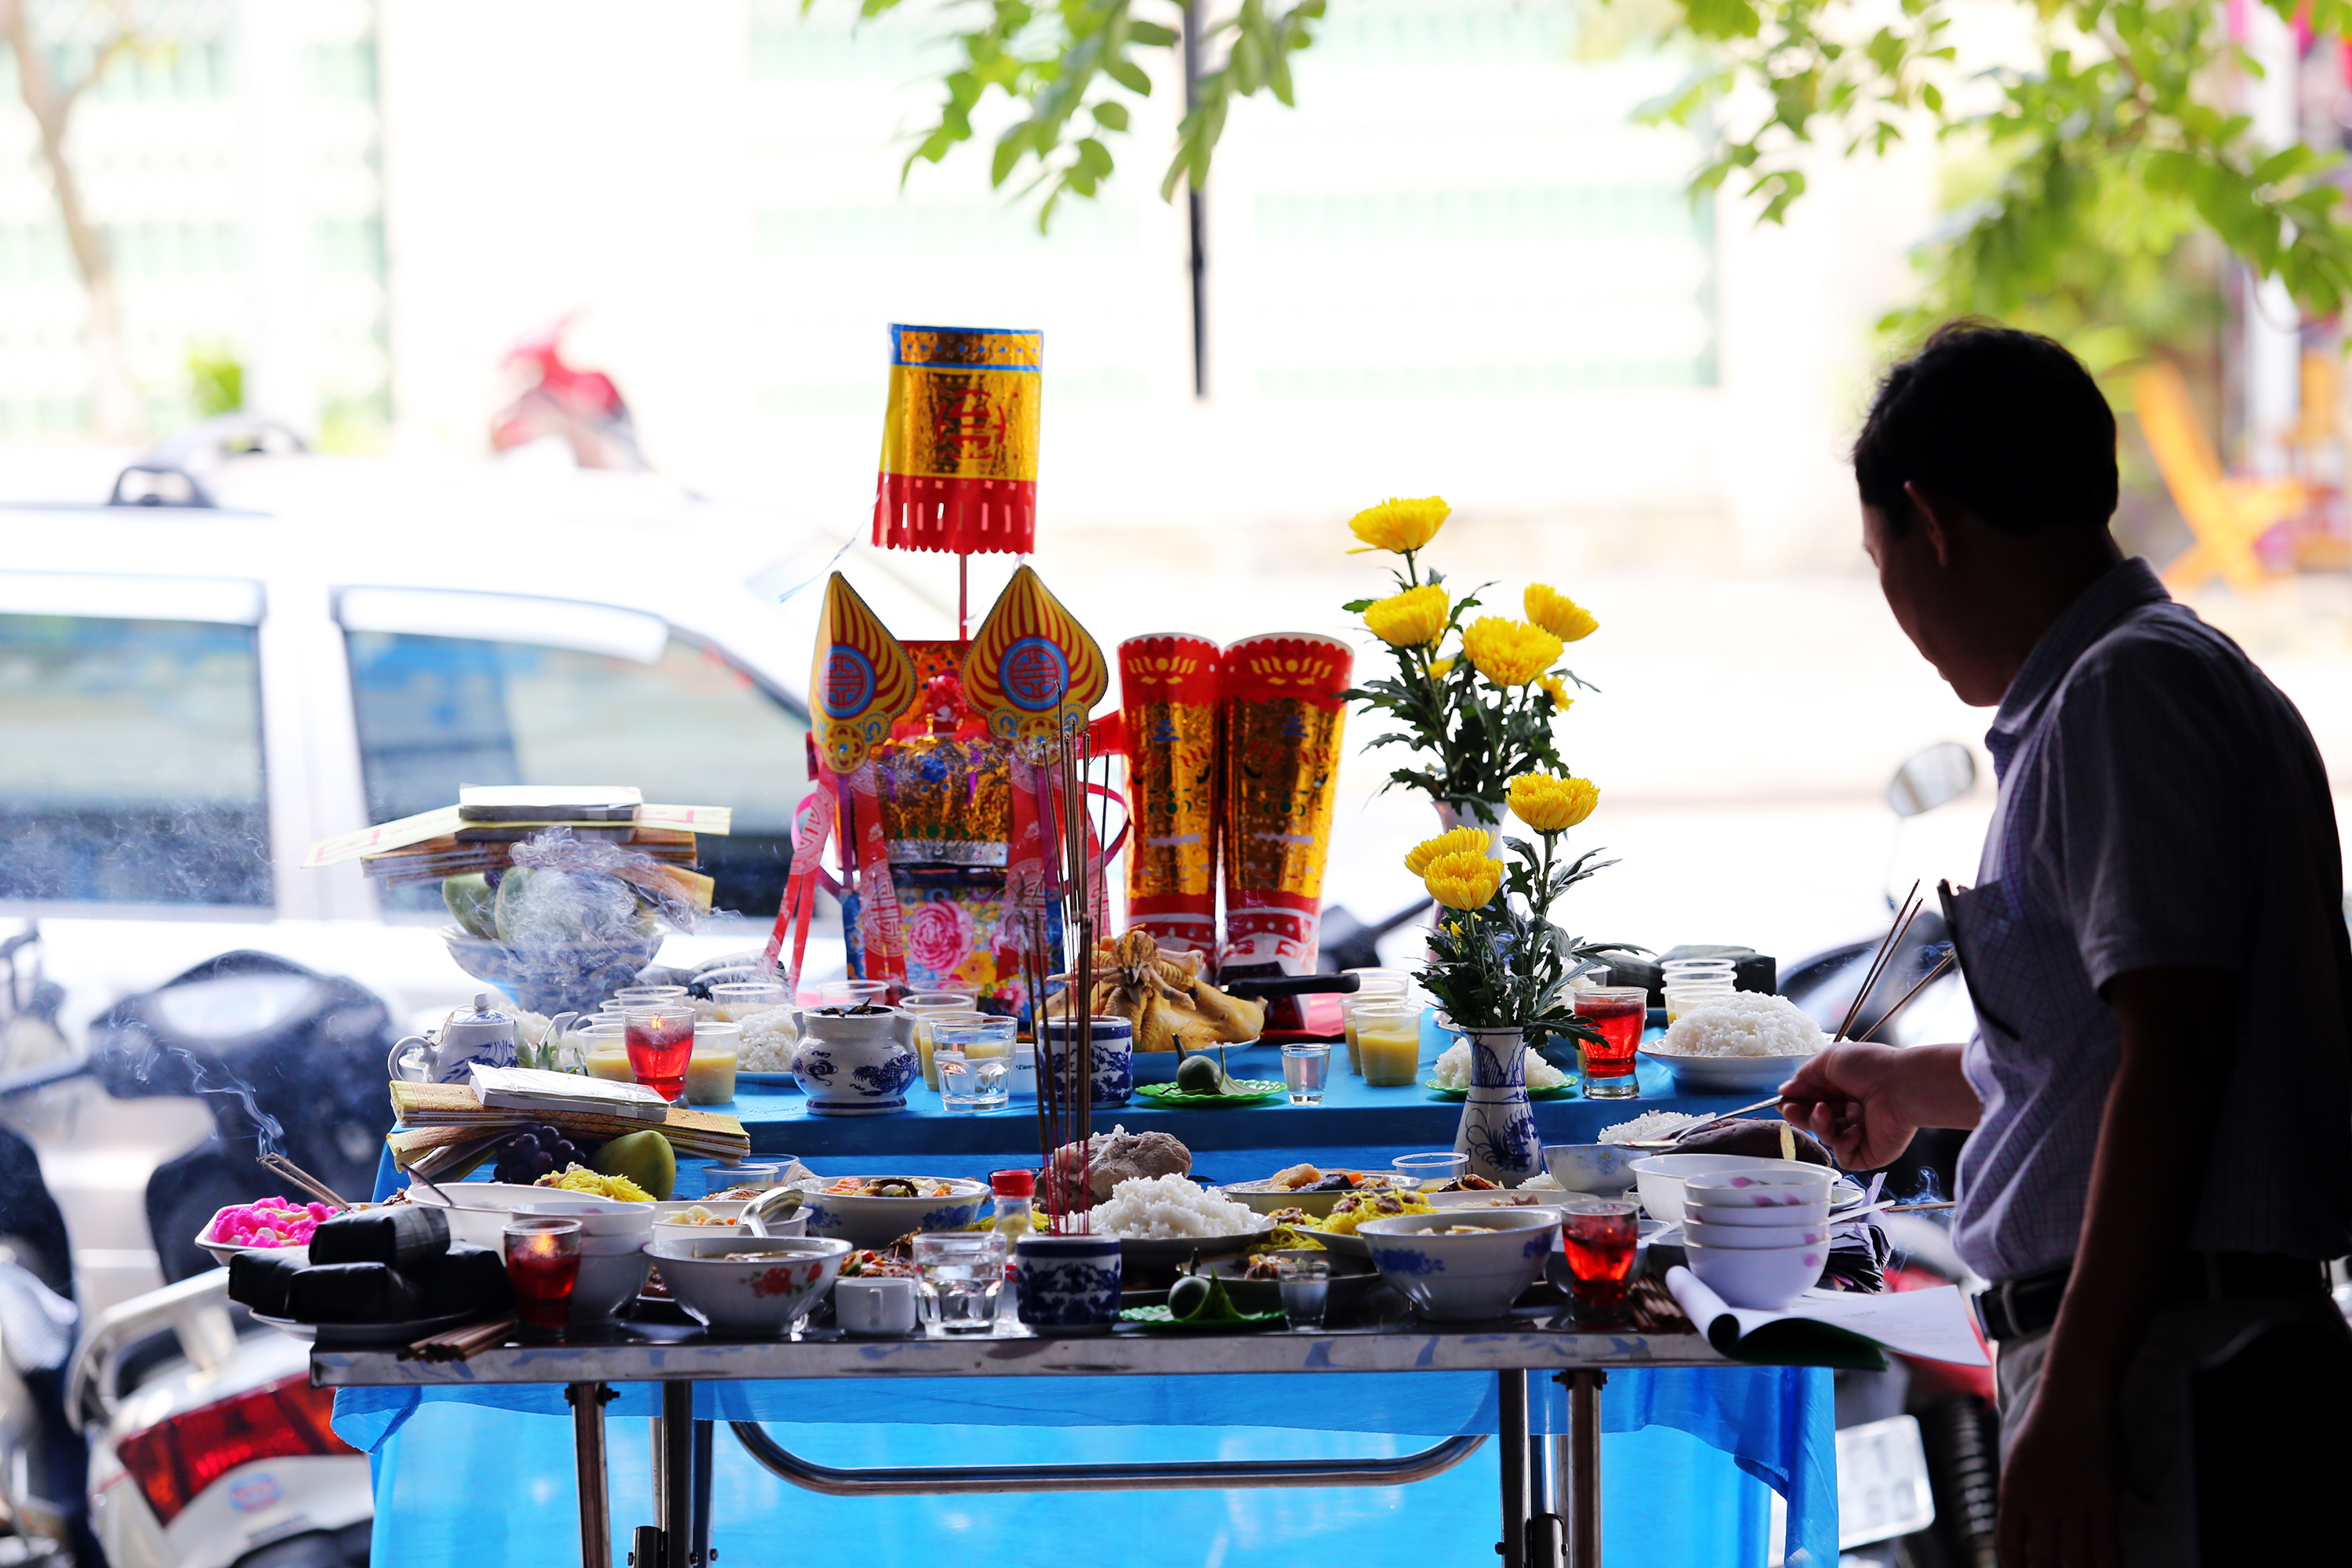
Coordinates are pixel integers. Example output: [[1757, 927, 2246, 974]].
[[251, 1311, 479, 1348], [1636, 1048, 1817, 1096]]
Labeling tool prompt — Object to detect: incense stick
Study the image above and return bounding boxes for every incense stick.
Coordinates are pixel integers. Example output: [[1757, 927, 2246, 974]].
[[1854, 949, 1957, 1042], [1834, 881, 1922, 1042], [261, 1153, 350, 1210]]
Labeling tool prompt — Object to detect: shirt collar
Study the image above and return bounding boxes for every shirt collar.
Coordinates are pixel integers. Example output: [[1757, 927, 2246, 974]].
[[1985, 557, 2169, 771]]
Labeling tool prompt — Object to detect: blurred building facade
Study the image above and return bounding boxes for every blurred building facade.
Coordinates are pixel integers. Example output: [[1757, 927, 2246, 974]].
[[4, 0, 1937, 563]]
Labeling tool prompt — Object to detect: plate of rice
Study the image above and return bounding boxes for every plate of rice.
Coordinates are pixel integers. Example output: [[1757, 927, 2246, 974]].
[[1093, 1174, 1274, 1268], [735, 1007, 801, 1085], [1423, 1040, 1574, 1099], [1639, 993, 1828, 1094]]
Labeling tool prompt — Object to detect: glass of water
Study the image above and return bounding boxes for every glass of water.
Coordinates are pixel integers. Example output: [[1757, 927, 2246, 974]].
[[1281, 1043, 1330, 1105], [1276, 1254, 1330, 1330], [913, 1232, 1007, 1333], [935, 1050, 1010, 1114]]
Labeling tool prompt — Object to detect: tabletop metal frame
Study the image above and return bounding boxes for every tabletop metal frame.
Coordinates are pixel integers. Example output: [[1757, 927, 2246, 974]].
[[321, 1327, 1730, 1568]]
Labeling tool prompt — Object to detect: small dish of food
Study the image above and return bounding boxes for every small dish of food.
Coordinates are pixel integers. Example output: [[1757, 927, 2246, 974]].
[[1215, 1164, 1406, 1218]]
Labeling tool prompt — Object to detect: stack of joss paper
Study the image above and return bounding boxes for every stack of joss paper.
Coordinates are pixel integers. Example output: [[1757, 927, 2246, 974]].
[[387, 1081, 750, 1182]]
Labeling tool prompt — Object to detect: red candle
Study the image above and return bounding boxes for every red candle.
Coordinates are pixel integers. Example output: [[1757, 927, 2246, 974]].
[[503, 1217, 582, 1334], [626, 1007, 695, 1102], [1561, 1200, 1639, 1326]]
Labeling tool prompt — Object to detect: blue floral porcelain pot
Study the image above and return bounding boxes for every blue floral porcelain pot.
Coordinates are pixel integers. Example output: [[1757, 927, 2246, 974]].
[[1014, 1233, 1123, 1334], [1453, 1025, 1541, 1185], [1039, 1015, 1133, 1109], [792, 1006, 919, 1116]]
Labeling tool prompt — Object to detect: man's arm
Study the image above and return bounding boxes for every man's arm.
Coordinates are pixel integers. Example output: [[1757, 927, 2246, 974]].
[[1997, 964, 2230, 1568], [1778, 1040, 1981, 1170]]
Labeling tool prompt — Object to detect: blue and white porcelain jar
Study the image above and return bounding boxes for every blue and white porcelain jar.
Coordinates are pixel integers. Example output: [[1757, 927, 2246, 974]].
[[1453, 1025, 1542, 1185], [791, 1007, 919, 1116], [1014, 1232, 1123, 1334], [1038, 1015, 1133, 1109]]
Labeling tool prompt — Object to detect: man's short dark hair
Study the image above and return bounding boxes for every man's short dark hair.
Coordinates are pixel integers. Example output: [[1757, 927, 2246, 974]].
[[1853, 321, 2118, 536]]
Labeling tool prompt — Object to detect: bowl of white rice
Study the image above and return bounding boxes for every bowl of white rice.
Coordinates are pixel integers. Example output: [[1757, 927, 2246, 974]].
[[1092, 1174, 1273, 1269], [735, 1006, 801, 1080], [1639, 993, 1828, 1094]]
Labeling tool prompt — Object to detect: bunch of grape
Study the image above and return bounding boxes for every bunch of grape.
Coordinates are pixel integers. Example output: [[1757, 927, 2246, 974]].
[[493, 1124, 590, 1185]]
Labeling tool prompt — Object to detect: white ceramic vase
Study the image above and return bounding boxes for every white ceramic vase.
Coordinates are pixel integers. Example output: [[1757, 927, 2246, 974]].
[[1452, 1025, 1543, 1185]]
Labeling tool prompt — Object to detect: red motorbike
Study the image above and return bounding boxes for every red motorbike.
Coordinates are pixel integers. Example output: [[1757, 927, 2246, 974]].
[[488, 314, 645, 471]]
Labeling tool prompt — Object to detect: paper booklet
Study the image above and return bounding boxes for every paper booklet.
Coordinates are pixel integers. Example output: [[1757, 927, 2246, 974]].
[[466, 1064, 672, 1123], [1665, 1266, 1991, 1371]]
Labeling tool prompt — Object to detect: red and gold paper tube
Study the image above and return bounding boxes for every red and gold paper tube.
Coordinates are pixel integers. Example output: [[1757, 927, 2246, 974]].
[[872, 324, 1042, 555], [1218, 633, 1352, 977], [1119, 634, 1221, 958]]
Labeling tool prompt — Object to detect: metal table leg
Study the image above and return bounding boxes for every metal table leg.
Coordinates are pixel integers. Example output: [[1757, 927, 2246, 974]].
[[564, 1382, 615, 1568], [652, 1382, 694, 1568], [1499, 1369, 1530, 1568], [1561, 1370, 1606, 1568], [691, 1420, 715, 1568]]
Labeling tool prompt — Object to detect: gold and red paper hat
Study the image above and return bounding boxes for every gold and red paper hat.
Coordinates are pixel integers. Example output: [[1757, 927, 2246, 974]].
[[1119, 634, 1221, 957], [873, 324, 1042, 556]]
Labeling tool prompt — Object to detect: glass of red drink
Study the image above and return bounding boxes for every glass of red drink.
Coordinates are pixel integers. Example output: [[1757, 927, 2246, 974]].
[[1572, 986, 1649, 1100], [625, 1006, 695, 1102], [1560, 1197, 1640, 1327], [503, 1216, 583, 1337]]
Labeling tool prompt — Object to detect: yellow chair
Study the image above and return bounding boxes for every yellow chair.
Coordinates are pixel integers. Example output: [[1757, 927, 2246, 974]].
[[2132, 360, 2304, 593]]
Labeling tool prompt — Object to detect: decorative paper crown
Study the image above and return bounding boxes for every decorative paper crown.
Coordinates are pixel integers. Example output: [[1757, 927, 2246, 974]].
[[872, 324, 1042, 555], [810, 573, 917, 772], [960, 565, 1107, 745]]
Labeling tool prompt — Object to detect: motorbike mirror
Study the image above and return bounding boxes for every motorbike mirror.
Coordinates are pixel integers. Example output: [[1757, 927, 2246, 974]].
[[1887, 742, 1976, 818]]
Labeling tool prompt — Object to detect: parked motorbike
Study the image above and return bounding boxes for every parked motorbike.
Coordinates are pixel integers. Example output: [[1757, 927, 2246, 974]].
[[85, 953, 395, 1283], [1780, 744, 1993, 1567], [488, 314, 644, 471]]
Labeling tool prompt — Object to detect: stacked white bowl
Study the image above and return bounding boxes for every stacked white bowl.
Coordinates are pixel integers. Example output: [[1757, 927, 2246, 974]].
[[1679, 1167, 1835, 1310]]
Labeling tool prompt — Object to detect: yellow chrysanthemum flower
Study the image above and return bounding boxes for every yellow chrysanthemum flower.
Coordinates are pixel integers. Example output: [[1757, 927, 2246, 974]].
[[1347, 496, 1450, 554], [1537, 674, 1573, 710], [1404, 826, 1493, 877], [1461, 616, 1563, 688], [1363, 583, 1449, 648], [1524, 585, 1598, 643], [1507, 772, 1599, 833], [1424, 851, 1504, 910], [1429, 656, 1457, 680]]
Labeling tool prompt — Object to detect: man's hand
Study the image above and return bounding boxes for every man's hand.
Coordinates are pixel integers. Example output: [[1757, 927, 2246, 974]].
[[1997, 1392, 2123, 1568], [1777, 1040, 1979, 1169]]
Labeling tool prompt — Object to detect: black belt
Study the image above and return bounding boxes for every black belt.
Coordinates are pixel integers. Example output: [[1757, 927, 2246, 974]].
[[1977, 1253, 2332, 1344]]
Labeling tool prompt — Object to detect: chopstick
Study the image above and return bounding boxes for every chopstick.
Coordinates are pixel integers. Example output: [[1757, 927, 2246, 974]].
[[260, 1153, 351, 1211], [1834, 882, 1923, 1042], [1854, 950, 1957, 1041], [403, 1315, 517, 1362]]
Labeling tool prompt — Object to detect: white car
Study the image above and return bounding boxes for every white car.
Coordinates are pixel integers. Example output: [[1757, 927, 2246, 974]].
[[0, 434, 903, 1311]]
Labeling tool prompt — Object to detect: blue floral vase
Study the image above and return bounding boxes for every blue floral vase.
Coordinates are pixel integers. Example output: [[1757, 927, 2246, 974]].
[[1454, 1025, 1541, 1185]]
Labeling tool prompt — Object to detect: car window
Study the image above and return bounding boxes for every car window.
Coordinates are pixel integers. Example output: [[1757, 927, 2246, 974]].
[[345, 630, 809, 920], [0, 614, 272, 907]]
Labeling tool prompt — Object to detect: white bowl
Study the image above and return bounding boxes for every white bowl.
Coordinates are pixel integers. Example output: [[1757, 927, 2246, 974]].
[[194, 1204, 320, 1269], [1684, 1199, 1831, 1229], [570, 1249, 655, 1322], [1542, 1144, 1639, 1196], [794, 1177, 989, 1250], [1356, 1209, 1562, 1323], [1686, 1238, 1825, 1309], [1682, 1168, 1837, 1208], [1683, 1218, 1831, 1250], [408, 1181, 575, 1250], [1637, 1048, 1817, 1096], [518, 1198, 655, 1240], [1628, 1155, 1828, 1225], [648, 1235, 849, 1335]]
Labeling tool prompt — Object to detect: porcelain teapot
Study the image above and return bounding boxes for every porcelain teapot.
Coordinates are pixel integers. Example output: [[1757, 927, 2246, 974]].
[[389, 993, 519, 1085], [791, 1005, 919, 1117]]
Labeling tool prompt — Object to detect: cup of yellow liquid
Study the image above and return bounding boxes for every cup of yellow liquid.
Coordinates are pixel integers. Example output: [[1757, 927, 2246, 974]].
[[1352, 1000, 1424, 1087], [684, 1021, 740, 1105], [1341, 974, 1411, 1075]]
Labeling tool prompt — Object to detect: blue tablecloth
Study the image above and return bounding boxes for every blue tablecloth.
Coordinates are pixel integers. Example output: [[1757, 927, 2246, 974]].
[[350, 1023, 1837, 1566]]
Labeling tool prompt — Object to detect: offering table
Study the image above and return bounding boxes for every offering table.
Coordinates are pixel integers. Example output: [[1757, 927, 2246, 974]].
[[349, 1058, 1835, 1567]]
